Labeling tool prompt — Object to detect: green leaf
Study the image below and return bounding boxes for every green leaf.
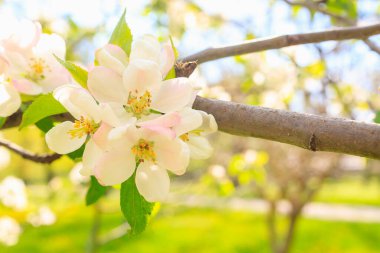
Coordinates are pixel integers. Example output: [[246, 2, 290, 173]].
[[120, 172, 154, 235], [20, 94, 67, 129], [109, 9, 133, 55], [0, 117, 6, 128], [67, 144, 85, 161], [35, 117, 55, 133], [55, 55, 88, 88], [86, 176, 107, 206], [374, 111, 380, 124]]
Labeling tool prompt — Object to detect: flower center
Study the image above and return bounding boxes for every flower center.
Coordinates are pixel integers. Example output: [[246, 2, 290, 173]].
[[131, 139, 156, 163], [126, 90, 152, 118], [180, 133, 190, 142], [68, 116, 98, 139], [27, 57, 50, 81]]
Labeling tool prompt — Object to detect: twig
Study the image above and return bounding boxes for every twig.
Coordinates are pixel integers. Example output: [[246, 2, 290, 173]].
[[181, 23, 380, 63], [0, 139, 61, 164], [282, 0, 380, 55]]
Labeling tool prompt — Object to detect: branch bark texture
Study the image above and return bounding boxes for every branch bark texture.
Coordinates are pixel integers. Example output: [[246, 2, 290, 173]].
[[193, 97, 380, 159], [181, 23, 380, 63]]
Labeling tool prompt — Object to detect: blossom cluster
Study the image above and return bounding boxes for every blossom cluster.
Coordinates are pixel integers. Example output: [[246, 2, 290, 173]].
[[0, 19, 70, 117], [0, 19, 217, 203]]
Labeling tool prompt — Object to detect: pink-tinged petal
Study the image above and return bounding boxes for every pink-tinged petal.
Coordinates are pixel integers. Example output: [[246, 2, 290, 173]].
[[138, 112, 180, 139], [173, 108, 202, 136], [151, 77, 194, 113], [12, 78, 42, 95], [0, 83, 21, 117], [2, 20, 41, 53], [153, 134, 190, 175], [99, 102, 131, 127], [122, 59, 161, 95], [129, 34, 161, 64], [0, 55, 9, 74], [54, 84, 101, 122], [94, 143, 135, 186], [92, 123, 112, 149], [88, 66, 127, 104], [2, 51, 29, 75], [136, 163, 170, 202], [187, 136, 213, 160], [45, 121, 86, 154], [160, 42, 175, 78], [199, 111, 218, 134], [95, 44, 128, 75], [107, 123, 139, 149], [81, 139, 103, 176]]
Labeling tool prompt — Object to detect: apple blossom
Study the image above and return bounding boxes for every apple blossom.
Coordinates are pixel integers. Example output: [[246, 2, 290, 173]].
[[45, 84, 103, 154], [173, 108, 217, 160], [88, 35, 194, 125], [81, 124, 190, 202], [0, 19, 70, 117]]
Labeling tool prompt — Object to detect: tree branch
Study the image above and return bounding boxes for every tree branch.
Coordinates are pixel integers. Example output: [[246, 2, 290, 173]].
[[181, 23, 380, 63], [283, 0, 380, 55], [0, 139, 61, 164], [192, 97, 380, 160]]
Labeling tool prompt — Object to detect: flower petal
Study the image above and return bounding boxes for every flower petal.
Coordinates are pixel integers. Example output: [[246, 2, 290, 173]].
[[136, 162, 170, 202], [99, 102, 131, 127], [173, 108, 202, 136], [12, 78, 42, 95], [153, 134, 190, 175], [33, 33, 66, 60], [0, 54, 9, 74], [81, 139, 103, 176], [94, 143, 135, 186], [160, 42, 175, 78], [199, 111, 218, 134], [187, 136, 213, 160], [95, 44, 128, 75], [88, 66, 127, 104], [151, 77, 194, 113], [138, 112, 180, 138], [129, 34, 161, 64], [45, 121, 86, 154], [0, 83, 21, 117], [2, 20, 41, 53], [122, 59, 161, 95], [54, 84, 101, 122]]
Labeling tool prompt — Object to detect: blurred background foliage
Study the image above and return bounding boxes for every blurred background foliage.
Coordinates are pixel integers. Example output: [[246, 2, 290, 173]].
[[0, 0, 380, 252]]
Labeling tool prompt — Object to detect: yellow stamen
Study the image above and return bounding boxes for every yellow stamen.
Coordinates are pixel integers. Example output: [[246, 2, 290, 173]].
[[68, 116, 97, 139], [126, 91, 152, 118], [180, 133, 190, 142], [27, 57, 50, 81], [131, 139, 156, 163]]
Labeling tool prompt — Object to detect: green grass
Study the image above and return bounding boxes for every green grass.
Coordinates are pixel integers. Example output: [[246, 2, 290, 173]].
[[1, 204, 380, 253], [315, 176, 380, 206]]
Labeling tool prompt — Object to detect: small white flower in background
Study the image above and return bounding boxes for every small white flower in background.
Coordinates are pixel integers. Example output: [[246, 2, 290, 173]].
[[27, 206, 56, 227], [0, 176, 27, 211], [0, 216, 22, 246], [45, 84, 105, 154], [88, 35, 195, 125], [0, 146, 11, 170], [0, 19, 70, 117]]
